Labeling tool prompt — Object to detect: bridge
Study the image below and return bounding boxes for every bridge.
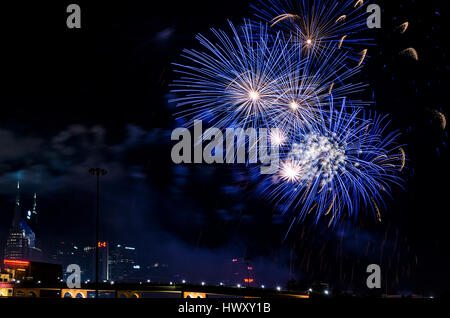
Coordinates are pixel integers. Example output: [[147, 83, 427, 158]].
[[1, 283, 309, 299]]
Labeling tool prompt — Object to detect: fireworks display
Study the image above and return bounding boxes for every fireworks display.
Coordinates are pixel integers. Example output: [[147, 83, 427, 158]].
[[171, 21, 296, 130], [263, 102, 403, 230], [171, 0, 405, 233], [251, 0, 372, 62]]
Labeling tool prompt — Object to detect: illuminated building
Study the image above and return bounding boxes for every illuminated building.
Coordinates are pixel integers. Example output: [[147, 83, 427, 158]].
[[3, 182, 42, 261], [1, 259, 62, 284], [51, 242, 89, 280], [108, 244, 139, 282], [0, 271, 13, 297], [82, 242, 109, 281], [98, 242, 109, 282]]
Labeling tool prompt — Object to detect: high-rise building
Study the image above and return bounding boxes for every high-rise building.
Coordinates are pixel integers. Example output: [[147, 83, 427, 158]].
[[81, 242, 109, 282], [3, 182, 42, 261], [98, 242, 109, 282], [108, 244, 138, 282], [51, 242, 88, 280], [52, 242, 111, 282]]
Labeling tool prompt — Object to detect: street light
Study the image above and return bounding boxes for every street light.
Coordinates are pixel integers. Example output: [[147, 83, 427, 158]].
[[89, 168, 107, 299]]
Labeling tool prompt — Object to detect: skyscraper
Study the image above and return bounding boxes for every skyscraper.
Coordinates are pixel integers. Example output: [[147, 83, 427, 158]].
[[83, 243, 109, 282], [108, 244, 138, 282], [26, 193, 38, 225], [3, 182, 42, 261]]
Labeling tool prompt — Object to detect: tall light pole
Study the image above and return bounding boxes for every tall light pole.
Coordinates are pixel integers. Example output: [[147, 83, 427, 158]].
[[89, 168, 107, 299]]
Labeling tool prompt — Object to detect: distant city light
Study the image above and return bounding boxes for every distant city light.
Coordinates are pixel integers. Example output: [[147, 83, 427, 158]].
[[133, 265, 141, 269], [324, 290, 330, 295], [182, 280, 186, 284], [237, 284, 241, 288], [111, 281, 115, 285], [276, 286, 281, 291], [219, 282, 224, 286], [201, 282, 205, 286], [261, 285, 265, 289], [308, 288, 313, 292], [146, 279, 151, 283], [169, 282, 173, 285]]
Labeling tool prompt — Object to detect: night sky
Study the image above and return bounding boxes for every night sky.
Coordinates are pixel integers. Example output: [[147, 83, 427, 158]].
[[0, 0, 448, 294]]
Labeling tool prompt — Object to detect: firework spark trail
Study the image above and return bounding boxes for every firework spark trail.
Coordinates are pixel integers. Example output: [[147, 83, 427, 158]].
[[338, 35, 347, 49], [335, 15, 347, 23], [397, 22, 409, 34], [400, 48, 419, 61], [399, 148, 406, 172], [270, 13, 300, 27], [329, 82, 335, 94], [354, 0, 364, 8], [358, 49, 368, 66], [433, 110, 447, 130]]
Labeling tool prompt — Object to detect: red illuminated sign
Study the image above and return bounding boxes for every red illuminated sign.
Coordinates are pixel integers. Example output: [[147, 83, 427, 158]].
[[244, 278, 254, 283], [3, 260, 30, 267]]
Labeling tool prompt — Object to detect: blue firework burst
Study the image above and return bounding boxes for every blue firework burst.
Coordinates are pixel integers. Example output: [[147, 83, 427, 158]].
[[263, 100, 404, 231], [171, 21, 296, 130]]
